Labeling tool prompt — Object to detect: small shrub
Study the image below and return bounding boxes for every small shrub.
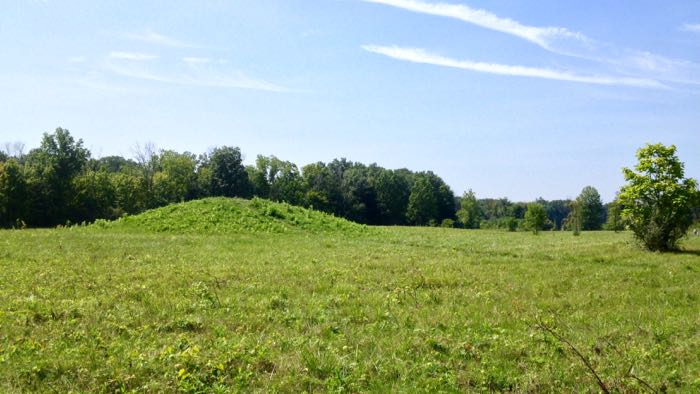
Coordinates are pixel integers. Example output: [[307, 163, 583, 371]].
[[440, 218, 455, 228]]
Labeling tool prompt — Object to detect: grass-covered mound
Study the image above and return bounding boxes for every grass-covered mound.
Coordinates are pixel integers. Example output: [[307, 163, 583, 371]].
[[93, 197, 367, 234]]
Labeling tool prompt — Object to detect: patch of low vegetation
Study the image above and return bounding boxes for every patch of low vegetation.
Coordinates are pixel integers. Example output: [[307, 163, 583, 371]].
[[1, 227, 699, 392], [92, 197, 368, 235]]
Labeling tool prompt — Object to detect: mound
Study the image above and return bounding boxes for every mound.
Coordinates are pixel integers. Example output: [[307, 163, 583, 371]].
[[93, 197, 367, 235]]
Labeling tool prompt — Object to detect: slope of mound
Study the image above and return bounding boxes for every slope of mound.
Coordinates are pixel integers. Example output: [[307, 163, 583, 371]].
[[93, 197, 367, 234]]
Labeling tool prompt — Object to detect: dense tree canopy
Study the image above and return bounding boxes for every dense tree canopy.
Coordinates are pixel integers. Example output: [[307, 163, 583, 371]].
[[406, 176, 438, 226], [604, 199, 625, 232], [154, 150, 200, 204], [301, 162, 343, 214], [248, 155, 305, 206], [541, 199, 571, 230], [374, 169, 410, 225], [23, 128, 91, 226], [0, 129, 461, 228], [208, 146, 251, 199], [5, 129, 692, 236], [341, 165, 379, 224], [0, 159, 27, 227]]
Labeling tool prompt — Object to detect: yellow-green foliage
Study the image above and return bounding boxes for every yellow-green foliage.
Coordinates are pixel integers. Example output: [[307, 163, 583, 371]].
[[93, 197, 367, 235]]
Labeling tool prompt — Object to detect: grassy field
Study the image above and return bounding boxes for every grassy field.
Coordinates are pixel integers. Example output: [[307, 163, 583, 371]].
[[1, 199, 699, 392]]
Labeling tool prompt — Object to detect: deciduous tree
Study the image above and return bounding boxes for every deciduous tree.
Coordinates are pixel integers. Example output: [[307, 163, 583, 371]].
[[524, 202, 547, 234], [457, 189, 481, 229], [23, 128, 89, 225], [209, 146, 251, 198], [0, 159, 27, 227], [576, 186, 604, 230], [153, 150, 199, 204], [406, 176, 437, 226], [374, 169, 410, 225], [618, 143, 698, 251]]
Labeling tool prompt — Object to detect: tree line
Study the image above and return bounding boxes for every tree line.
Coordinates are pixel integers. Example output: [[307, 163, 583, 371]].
[[0, 128, 689, 231]]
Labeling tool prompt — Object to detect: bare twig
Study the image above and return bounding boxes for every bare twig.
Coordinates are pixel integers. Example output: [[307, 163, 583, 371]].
[[535, 317, 610, 394], [534, 312, 658, 393], [623, 365, 657, 394], [580, 327, 657, 393]]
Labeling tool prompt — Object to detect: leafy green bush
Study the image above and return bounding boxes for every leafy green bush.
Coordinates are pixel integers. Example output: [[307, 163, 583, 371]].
[[440, 218, 455, 228], [480, 217, 520, 231]]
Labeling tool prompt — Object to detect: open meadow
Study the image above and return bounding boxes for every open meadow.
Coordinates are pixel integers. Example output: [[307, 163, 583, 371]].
[[1, 199, 699, 392], [3, 1, 700, 391]]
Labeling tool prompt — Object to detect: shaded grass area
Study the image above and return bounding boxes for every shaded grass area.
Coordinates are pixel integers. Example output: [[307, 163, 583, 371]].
[[0, 228, 699, 392]]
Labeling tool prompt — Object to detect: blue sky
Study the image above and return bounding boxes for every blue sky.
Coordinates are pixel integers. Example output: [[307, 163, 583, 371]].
[[1, 0, 699, 202]]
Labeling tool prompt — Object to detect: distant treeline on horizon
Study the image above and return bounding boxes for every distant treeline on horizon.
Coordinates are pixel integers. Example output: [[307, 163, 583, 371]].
[[0, 128, 659, 230]]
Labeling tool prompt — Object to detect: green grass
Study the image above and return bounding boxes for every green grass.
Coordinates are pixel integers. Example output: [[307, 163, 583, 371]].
[[1, 200, 699, 392]]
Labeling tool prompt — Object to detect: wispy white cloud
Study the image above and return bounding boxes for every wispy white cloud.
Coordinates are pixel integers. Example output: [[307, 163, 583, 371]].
[[183, 57, 213, 66], [680, 23, 700, 33], [365, 0, 700, 85], [123, 30, 193, 48], [109, 51, 158, 61], [106, 55, 290, 92], [363, 45, 666, 88], [597, 52, 699, 86], [364, 0, 585, 50]]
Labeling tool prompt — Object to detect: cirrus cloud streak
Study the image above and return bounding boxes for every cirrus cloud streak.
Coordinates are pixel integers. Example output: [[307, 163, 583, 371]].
[[364, 0, 700, 85], [363, 0, 584, 51], [105, 54, 290, 93], [109, 51, 158, 61], [681, 23, 700, 33], [363, 45, 666, 88]]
